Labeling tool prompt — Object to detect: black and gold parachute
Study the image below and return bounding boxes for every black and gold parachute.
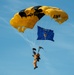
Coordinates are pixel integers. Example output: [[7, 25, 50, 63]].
[[10, 6, 68, 32]]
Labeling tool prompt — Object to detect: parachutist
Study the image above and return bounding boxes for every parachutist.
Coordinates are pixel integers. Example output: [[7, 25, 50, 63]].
[[32, 48, 41, 69]]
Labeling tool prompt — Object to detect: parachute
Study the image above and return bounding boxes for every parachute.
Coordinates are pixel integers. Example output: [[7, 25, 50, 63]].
[[10, 6, 68, 32]]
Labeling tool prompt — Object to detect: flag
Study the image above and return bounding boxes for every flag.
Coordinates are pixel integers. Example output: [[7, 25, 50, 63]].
[[37, 26, 54, 41]]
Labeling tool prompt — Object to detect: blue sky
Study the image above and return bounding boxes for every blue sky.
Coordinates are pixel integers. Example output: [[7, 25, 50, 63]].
[[0, 0, 74, 75]]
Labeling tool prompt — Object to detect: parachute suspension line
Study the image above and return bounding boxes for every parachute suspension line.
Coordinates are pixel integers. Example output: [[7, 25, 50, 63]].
[[27, 27, 39, 48], [20, 33, 32, 48], [11, 27, 35, 48], [0, 24, 12, 29], [20, 30, 38, 49], [19, 33, 35, 48], [38, 40, 46, 48], [0, 17, 12, 29]]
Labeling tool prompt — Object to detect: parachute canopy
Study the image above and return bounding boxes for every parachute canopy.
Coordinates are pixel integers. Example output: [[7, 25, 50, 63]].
[[10, 6, 68, 32]]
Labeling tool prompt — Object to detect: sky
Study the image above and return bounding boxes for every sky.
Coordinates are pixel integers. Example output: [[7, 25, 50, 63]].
[[0, 0, 74, 75]]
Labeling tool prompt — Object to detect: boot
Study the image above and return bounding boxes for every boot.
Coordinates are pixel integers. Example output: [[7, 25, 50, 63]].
[[34, 66, 38, 69]]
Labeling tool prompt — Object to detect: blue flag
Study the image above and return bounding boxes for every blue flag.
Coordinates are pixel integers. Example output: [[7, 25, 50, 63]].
[[37, 26, 54, 41]]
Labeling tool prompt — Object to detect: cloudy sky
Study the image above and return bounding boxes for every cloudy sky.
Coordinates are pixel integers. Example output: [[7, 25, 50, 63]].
[[0, 0, 74, 75]]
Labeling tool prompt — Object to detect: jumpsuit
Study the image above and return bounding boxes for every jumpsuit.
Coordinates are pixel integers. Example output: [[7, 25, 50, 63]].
[[33, 53, 40, 68]]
